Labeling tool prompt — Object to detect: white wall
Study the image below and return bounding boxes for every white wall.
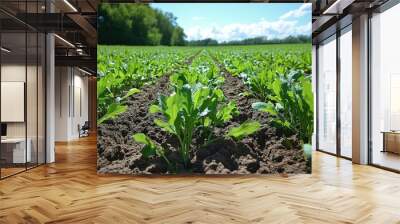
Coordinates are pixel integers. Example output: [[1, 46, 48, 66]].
[[55, 66, 69, 141], [55, 67, 89, 141], [72, 73, 89, 138]]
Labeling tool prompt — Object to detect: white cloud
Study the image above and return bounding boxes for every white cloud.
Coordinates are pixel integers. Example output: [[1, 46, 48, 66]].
[[185, 19, 311, 43], [184, 4, 311, 42], [280, 4, 311, 20]]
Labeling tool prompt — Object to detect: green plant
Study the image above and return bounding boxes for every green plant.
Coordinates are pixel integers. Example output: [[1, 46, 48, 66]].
[[97, 46, 196, 123], [132, 133, 170, 166], [130, 51, 243, 169], [148, 80, 237, 167], [252, 71, 313, 144], [99, 44, 312, 173], [97, 86, 140, 124], [226, 120, 261, 140], [98, 103, 128, 124]]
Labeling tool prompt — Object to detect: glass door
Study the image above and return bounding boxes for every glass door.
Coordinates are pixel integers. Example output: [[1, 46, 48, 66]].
[[1, 31, 28, 178], [339, 25, 352, 158], [317, 35, 337, 154], [370, 3, 400, 171], [0, 1, 46, 179]]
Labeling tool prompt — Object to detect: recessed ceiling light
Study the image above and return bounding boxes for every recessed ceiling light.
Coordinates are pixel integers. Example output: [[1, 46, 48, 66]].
[[1, 47, 11, 53], [78, 67, 92, 76], [323, 0, 354, 15], [54, 34, 75, 48], [63, 0, 78, 12]]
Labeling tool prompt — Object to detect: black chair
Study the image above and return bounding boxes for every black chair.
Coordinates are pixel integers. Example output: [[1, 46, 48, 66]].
[[79, 121, 90, 138]]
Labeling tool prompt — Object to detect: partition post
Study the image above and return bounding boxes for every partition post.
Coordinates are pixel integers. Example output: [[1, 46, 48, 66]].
[[352, 14, 369, 164]]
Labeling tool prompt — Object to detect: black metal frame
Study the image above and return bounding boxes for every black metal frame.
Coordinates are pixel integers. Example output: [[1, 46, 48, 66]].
[[316, 0, 400, 172], [315, 33, 338, 155], [367, 1, 400, 173], [367, 10, 372, 166], [0, 0, 48, 180], [315, 21, 353, 162], [315, 44, 319, 152], [336, 19, 341, 158]]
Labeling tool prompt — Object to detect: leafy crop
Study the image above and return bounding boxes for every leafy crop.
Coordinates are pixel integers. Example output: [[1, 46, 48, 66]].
[[99, 44, 312, 172], [141, 52, 239, 167], [97, 46, 195, 123], [252, 71, 313, 144], [149, 82, 236, 166], [210, 44, 313, 144], [132, 133, 170, 166], [130, 51, 261, 169], [227, 121, 261, 140]]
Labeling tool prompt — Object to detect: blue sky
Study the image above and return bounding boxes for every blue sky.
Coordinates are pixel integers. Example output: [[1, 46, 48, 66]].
[[151, 3, 311, 42]]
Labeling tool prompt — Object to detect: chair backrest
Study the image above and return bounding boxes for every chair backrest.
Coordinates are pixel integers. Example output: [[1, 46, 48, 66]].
[[82, 121, 90, 129]]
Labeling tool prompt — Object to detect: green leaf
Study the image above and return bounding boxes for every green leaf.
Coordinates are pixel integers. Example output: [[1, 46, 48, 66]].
[[133, 133, 152, 145], [98, 103, 127, 124], [133, 133, 170, 165], [121, 88, 140, 100], [272, 78, 282, 96], [193, 87, 209, 109], [214, 89, 225, 101], [203, 117, 212, 127], [133, 133, 157, 158], [238, 91, 251, 97], [217, 102, 238, 123], [252, 102, 277, 115], [154, 119, 175, 134], [301, 78, 313, 109], [273, 119, 292, 129], [142, 145, 156, 158], [97, 78, 107, 99], [165, 93, 181, 125], [227, 121, 261, 140], [149, 105, 161, 114]]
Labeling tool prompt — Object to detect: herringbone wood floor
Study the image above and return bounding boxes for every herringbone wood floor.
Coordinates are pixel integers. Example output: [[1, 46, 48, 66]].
[[0, 135, 399, 224]]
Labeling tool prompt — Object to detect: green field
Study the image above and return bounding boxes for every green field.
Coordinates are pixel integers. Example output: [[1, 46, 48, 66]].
[[97, 43, 313, 173]]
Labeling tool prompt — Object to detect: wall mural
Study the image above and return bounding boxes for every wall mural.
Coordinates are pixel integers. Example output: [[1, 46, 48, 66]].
[[97, 3, 313, 175]]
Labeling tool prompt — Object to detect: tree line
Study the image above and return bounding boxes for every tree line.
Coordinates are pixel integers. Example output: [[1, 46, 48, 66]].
[[98, 4, 311, 46], [98, 4, 186, 46], [186, 35, 311, 46]]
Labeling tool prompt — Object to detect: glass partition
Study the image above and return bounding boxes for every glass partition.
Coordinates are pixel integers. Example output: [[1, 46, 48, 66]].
[[38, 32, 45, 165], [339, 26, 352, 158], [0, 1, 46, 179], [27, 31, 38, 169], [1, 31, 27, 177], [370, 3, 400, 171], [317, 35, 337, 154]]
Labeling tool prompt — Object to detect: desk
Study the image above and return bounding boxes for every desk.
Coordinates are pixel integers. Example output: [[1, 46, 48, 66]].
[[382, 131, 400, 154], [1, 138, 31, 163]]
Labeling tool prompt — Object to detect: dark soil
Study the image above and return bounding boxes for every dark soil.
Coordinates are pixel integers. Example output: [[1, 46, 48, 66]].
[[97, 52, 309, 175]]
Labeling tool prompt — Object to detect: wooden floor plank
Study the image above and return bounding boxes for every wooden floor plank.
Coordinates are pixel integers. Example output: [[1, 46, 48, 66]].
[[0, 135, 399, 223]]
